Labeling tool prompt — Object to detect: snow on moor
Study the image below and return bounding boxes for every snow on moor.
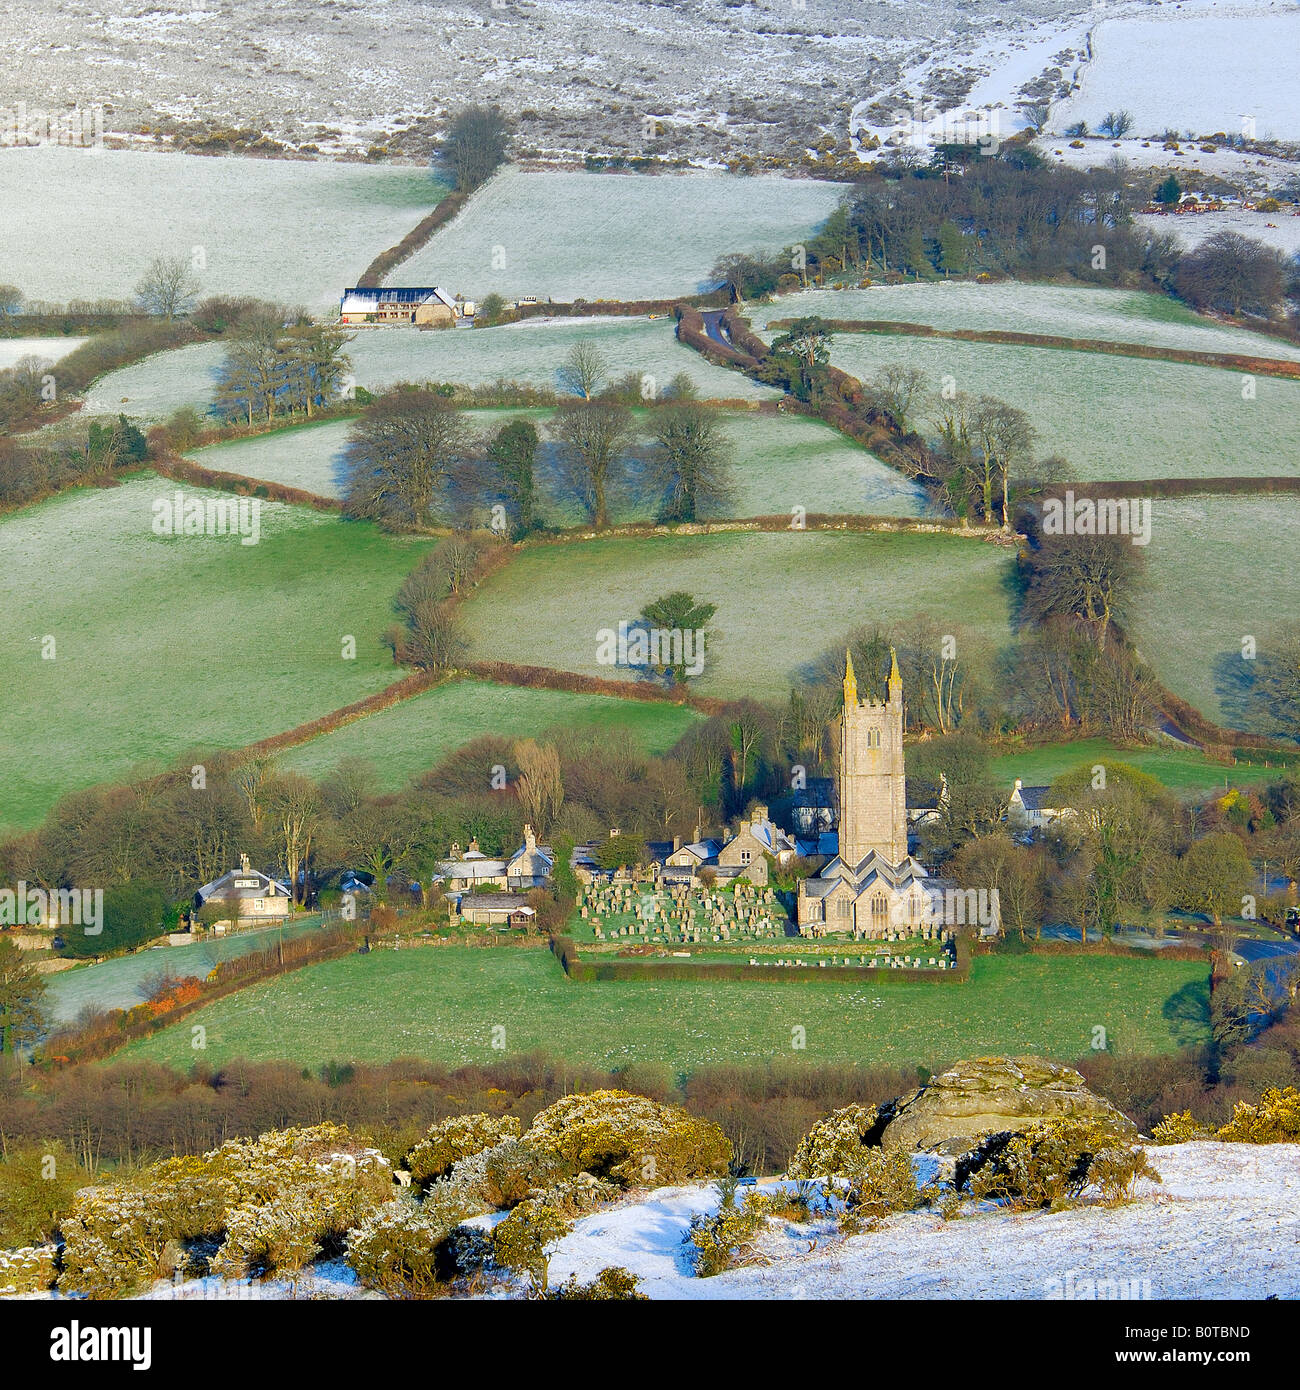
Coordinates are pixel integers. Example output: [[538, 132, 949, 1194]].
[[545, 1143, 1300, 1300], [68, 1142, 1300, 1301]]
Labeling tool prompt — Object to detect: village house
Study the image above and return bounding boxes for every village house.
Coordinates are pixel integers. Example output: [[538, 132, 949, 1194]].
[[193, 854, 292, 930], [1006, 779, 1072, 837], [436, 826, 554, 894], [338, 286, 466, 326]]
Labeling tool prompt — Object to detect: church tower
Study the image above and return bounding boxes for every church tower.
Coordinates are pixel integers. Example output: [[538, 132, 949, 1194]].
[[836, 648, 908, 866]]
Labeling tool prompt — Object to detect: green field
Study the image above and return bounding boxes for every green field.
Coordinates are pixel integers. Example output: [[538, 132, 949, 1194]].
[[277, 678, 701, 788], [458, 530, 1017, 699], [0, 476, 432, 832], [988, 737, 1285, 797], [750, 283, 1300, 362], [118, 945, 1211, 1072], [818, 332, 1300, 485], [1130, 495, 1300, 731], [186, 406, 929, 521]]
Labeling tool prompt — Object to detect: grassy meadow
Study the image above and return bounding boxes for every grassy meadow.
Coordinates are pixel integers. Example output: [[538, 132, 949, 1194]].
[[457, 529, 1018, 700], [118, 945, 1212, 1073], [751, 282, 1300, 362], [0, 476, 432, 832], [185, 406, 929, 520], [819, 332, 1300, 485], [397, 167, 848, 301], [277, 678, 701, 788], [0, 145, 447, 308], [1129, 495, 1300, 731]]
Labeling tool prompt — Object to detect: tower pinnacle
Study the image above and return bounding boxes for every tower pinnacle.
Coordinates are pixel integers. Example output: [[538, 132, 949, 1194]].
[[843, 648, 858, 707]]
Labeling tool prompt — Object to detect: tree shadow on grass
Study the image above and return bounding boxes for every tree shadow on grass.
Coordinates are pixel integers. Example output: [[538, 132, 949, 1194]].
[[1162, 977, 1211, 1048]]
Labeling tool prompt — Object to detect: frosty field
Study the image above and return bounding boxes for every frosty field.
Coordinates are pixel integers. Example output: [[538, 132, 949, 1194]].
[[277, 678, 701, 789], [396, 167, 849, 301], [1050, 8, 1300, 141], [0, 476, 432, 832], [459, 530, 1016, 700], [0, 336, 87, 368], [118, 946, 1211, 1072], [188, 406, 928, 521], [821, 332, 1300, 484], [753, 282, 1300, 364], [86, 316, 773, 428], [0, 146, 446, 308], [1129, 495, 1300, 732]]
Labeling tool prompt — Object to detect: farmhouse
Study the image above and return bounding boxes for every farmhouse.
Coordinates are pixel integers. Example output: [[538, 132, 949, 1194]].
[[338, 286, 463, 326], [1006, 779, 1072, 836], [193, 854, 291, 929]]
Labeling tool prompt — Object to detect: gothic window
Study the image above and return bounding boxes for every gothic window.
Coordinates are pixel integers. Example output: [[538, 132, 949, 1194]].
[[836, 898, 852, 921], [867, 729, 881, 748], [871, 895, 888, 929]]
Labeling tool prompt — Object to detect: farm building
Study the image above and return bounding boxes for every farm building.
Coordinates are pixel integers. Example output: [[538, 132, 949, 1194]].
[[194, 854, 292, 929], [451, 894, 536, 928], [339, 286, 463, 326]]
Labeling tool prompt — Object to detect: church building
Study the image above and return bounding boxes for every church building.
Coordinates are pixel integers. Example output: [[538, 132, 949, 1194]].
[[796, 649, 947, 938]]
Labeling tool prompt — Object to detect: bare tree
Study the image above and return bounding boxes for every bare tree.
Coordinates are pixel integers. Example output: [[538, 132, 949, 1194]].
[[646, 401, 734, 522], [442, 105, 510, 192], [557, 342, 610, 400], [134, 253, 200, 319], [867, 363, 928, 433], [514, 739, 564, 833], [550, 398, 635, 528]]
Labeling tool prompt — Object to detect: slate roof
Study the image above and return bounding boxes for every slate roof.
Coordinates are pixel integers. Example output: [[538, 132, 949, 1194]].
[[196, 865, 291, 903]]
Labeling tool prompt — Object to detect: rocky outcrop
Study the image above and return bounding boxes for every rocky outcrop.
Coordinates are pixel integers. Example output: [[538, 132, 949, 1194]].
[[879, 1056, 1136, 1155]]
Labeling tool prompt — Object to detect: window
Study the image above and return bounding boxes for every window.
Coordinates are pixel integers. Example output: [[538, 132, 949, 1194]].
[[871, 895, 888, 929], [867, 729, 881, 748], [836, 898, 852, 921], [740, 849, 751, 864]]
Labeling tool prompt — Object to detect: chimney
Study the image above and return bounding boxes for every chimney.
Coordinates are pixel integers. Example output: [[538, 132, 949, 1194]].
[[673, 835, 682, 853], [450, 842, 461, 859], [240, 852, 250, 874], [1013, 779, 1023, 792], [468, 837, 480, 854], [523, 824, 537, 852]]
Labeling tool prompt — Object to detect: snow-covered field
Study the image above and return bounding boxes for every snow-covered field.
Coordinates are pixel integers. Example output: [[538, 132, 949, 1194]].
[[396, 168, 848, 302], [546, 1143, 1300, 1299], [0, 147, 443, 309], [1158, 209, 1300, 260], [1050, 5, 1300, 142], [80, 341, 227, 422], [0, 336, 86, 369], [750, 283, 1300, 363]]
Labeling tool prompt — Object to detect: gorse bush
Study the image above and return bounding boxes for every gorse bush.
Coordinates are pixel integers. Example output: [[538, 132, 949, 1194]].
[[1216, 1087, 1300, 1144], [958, 1118, 1159, 1211], [838, 1148, 927, 1233], [687, 1198, 767, 1278], [524, 1089, 732, 1187], [446, 1138, 573, 1210], [549, 1265, 647, 1300], [406, 1114, 522, 1183], [346, 1189, 487, 1298], [786, 1103, 882, 1181], [59, 1123, 392, 1298], [491, 1199, 571, 1294], [1150, 1110, 1216, 1145]]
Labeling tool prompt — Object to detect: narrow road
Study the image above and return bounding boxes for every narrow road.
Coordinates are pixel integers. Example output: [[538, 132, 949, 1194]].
[[700, 309, 731, 350]]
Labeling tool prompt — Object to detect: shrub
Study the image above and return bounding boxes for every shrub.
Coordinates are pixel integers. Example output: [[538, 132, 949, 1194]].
[[407, 1113, 522, 1183], [838, 1148, 926, 1234], [958, 1118, 1159, 1210], [1217, 1087, 1300, 1143], [549, 1266, 647, 1300], [446, 1139, 572, 1210], [346, 1190, 486, 1298], [687, 1198, 767, 1278], [1150, 1110, 1216, 1145], [786, 1103, 881, 1181], [0, 1244, 57, 1296], [491, 1199, 571, 1294], [525, 1090, 731, 1188]]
